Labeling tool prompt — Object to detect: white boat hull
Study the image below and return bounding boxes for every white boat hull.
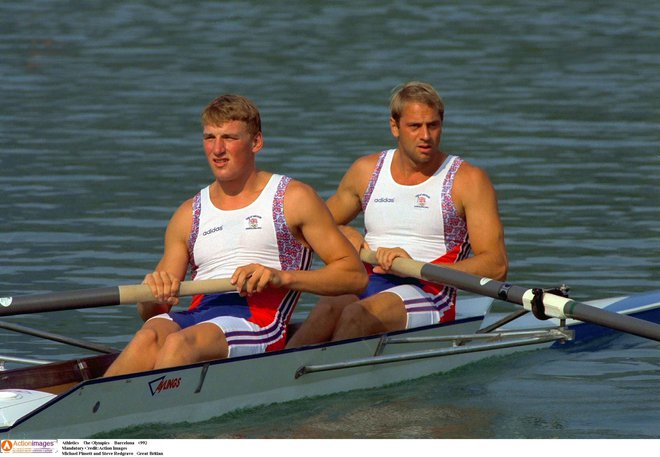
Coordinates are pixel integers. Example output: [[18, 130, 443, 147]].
[[4, 303, 490, 437]]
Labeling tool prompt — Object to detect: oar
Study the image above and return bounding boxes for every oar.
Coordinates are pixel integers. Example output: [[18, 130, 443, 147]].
[[0, 278, 234, 317], [360, 249, 660, 342], [0, 321, 119, 354]]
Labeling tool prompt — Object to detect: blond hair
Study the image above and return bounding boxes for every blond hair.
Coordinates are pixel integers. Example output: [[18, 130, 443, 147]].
[[390, 82, 444, 125], [201, 94, 262, 136]]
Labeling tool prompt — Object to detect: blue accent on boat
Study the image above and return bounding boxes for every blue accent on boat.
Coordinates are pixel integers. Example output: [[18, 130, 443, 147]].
[[600, 289, 660, 313], [553, 290, 660, 346]]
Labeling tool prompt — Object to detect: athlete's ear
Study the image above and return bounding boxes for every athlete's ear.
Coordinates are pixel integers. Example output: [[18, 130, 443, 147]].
[[252, 131, 264, 153], [389, 117, 399, 138]]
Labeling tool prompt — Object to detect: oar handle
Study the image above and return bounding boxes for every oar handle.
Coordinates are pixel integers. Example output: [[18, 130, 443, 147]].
[[359, 249, 423, 278], [1, 278, 236, 317], [117, 278, 235, 304]]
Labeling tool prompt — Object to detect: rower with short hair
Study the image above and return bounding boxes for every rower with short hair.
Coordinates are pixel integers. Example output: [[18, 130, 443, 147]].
[[287, 81, 508, 346], [104, 94, 367, 376]]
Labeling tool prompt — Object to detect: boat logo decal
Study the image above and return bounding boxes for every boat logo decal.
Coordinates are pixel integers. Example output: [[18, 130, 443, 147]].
[[0, 297, 12, 307], [148, 375, 182, 396]]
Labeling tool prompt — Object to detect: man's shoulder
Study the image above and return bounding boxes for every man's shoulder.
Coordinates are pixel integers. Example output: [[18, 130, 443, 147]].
[[358, 150, 385, 164], [452, 158, 495, 200], [281, 177, 317, 199], [453, 158, 490, 181], [171, 196, 195, 220], [350, 151, 384, 175]]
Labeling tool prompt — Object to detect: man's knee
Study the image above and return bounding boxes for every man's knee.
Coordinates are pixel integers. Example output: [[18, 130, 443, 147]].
[[336, 301, 370, 327], [333, 295, 406, 338], [131, 327, 161, 349], [160, 331, 191, 354], [309, 300, 338, 320], [312, 294, 357, 319]]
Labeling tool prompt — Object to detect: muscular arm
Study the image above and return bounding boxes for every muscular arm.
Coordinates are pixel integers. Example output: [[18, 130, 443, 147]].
[[449, 162, 508, 280], [289, 181, 368, 295], [137, 199, 193, 321], [315, 153, 382, 254], [326, 153, 379, 225], [232, 180, 368, 297]]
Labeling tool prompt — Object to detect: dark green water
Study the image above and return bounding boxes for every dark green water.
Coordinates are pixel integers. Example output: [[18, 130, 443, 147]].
[[1, 0, 658, 438]]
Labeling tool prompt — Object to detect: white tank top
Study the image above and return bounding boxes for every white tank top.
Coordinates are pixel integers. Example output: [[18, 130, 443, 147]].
[[363, 149, 471, 264], [187, 174, 311, 280]]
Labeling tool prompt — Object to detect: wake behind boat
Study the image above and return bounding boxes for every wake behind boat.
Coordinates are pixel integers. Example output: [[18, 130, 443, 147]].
[[2, 287, 660, 438]]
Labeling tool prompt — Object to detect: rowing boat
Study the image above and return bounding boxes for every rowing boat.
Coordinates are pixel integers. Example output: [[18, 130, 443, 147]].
[[2, 287, 660, 438], [2, 252, 660, 438]]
